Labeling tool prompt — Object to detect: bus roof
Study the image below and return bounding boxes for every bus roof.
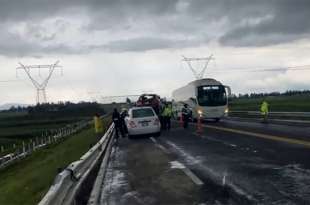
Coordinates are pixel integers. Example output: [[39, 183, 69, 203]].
[[187, 78, 222, 87]]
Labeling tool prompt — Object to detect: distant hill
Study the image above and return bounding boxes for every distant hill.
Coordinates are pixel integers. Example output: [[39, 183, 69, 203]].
[[0, 103, 30, 111]]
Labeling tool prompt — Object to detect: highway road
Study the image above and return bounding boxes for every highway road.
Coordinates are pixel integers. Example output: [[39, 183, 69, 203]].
[[100, 118, 310, 205]]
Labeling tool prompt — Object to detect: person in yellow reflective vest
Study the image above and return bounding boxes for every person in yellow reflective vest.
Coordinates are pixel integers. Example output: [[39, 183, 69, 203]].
[[260, 99, 269, 123], [94, 113, 104, 138], [162, 103, 173, 130]]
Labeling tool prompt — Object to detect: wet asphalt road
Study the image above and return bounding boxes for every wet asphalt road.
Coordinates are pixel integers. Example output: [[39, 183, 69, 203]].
[[155, 118, 310, 204]]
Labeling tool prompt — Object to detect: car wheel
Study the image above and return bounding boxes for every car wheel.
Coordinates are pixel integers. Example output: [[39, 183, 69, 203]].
[[128, 135, 134, 139]]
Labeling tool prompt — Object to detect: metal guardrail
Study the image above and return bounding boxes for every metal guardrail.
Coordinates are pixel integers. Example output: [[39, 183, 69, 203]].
[[38, 123, 115, 205], [87, 127, 115, 205], [229, 111, 310, 118]]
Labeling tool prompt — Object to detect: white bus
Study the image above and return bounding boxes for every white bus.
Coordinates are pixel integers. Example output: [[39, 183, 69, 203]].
[[172, 78, 231, 122]]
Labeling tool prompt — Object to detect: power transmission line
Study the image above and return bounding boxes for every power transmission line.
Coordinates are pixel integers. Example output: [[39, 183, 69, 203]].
[[16, 61, 62, 104], [182, 55, 214, 79], [209, 65, 310, 73], [0, 80, 20, 83]]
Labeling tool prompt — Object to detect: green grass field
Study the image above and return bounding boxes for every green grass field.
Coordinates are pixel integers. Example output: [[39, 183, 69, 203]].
[[229, 95, 310, 112], [0, 118, 110, 205], [0, 111, 93, 156]]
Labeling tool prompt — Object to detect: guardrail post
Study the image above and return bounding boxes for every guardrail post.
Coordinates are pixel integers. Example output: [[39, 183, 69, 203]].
[[22, 141, 25, 153], [28, 142, 31, 153]]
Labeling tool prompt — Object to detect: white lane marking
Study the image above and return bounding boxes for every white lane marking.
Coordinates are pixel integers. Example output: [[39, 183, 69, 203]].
[[182, 166, 204, 186], [150, 137, 157, 143], [170, 160, 204, 186], [150, 137, 170, 154], [166, 140, 203, 166], [151, 137, 203, 186], [170, 160, 186, 169], [165, 140, 254, 201], [193, 132, 239, 148]]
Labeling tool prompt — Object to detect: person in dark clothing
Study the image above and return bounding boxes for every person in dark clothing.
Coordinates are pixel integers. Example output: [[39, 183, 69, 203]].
[[112, 108, 124, 138], [158, 100, 165, 130], [120, 108, 128, 136], [182, 104, 190, 129]]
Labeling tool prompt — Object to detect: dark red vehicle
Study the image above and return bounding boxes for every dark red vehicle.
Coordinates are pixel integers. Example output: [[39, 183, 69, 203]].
[[136, 94, 161, 114]]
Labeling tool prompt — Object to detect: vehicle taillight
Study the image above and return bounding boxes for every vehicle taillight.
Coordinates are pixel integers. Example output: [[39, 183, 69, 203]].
[[129, 121, 137, 128], [154, 118, 160, 125]]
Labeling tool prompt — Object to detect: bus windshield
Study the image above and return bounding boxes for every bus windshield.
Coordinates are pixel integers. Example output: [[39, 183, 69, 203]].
[[197, 85, 227, 106]]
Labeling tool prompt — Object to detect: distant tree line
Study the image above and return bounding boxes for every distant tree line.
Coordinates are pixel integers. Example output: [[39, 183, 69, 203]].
[[6, 101, 106, 117], [231, 90, 310, 99]]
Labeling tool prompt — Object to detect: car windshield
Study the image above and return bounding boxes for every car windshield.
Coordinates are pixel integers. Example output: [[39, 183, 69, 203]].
[[197, 85, 227, 106], [132, 108, 154, 118]]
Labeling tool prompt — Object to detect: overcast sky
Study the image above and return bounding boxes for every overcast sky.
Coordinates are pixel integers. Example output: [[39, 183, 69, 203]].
[[1, 0, 310, 104]]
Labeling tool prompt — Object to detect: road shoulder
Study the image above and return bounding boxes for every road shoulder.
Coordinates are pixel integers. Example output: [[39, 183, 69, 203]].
[[100, 137, 203, 205]]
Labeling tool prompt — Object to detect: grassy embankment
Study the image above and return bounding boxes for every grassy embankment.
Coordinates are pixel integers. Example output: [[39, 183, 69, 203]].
[[0, 117, 110, 205], [229, 95, 310, 112]]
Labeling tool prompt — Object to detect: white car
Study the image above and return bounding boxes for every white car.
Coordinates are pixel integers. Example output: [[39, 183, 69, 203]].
[[125, 106, 161, 138]]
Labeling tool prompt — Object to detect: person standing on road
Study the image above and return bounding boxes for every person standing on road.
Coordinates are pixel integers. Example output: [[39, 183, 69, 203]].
[[182, 104, 190, 128], [161, 103, 167, 130], [261, 99, 269, 123], [120, 108, 128, 137], [162, 103, 173, 130], [159, 99, 165, 130], [112, 108, 124, 139]]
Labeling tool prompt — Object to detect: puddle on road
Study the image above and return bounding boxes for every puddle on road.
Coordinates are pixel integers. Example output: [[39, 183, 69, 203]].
[[165, 140, 255, 204], [272, 164, 310, 204], [234, 162, 310, 204], [164, 139, 310, 204]]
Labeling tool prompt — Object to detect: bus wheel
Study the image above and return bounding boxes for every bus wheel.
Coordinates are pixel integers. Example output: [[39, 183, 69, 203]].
[[214, 118, 220, 122]]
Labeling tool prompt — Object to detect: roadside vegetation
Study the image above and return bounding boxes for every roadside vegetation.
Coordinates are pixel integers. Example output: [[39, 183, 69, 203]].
[[0, 117, 111, 205], [229, 91, 310, 112], [0, 102, 106, 156]]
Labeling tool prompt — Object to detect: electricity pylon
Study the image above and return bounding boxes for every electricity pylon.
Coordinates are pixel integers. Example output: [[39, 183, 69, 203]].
[[182, 55, 214, 79], [16, 61, 62, 104]]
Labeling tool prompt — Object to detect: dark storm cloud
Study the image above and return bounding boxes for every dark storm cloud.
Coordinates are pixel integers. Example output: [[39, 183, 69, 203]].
[[0, 0, 310, 56], [218, 0, 310, 46], [0, 27, 78, 57], [98, 37, 200, 52], [0, 0, 178, 21]]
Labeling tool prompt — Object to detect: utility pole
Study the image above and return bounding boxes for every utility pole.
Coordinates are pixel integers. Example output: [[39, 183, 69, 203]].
[[182, 55, 214, 79], [16, 61, 62, 104]]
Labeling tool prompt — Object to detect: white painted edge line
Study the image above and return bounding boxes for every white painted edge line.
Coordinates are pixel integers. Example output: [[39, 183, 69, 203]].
[[181, 166, 204, 186], [151, 137, 203, 186], [150, 137, 170, 154], [150, 137, 157, 143], [170, 160, 204, 186]]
